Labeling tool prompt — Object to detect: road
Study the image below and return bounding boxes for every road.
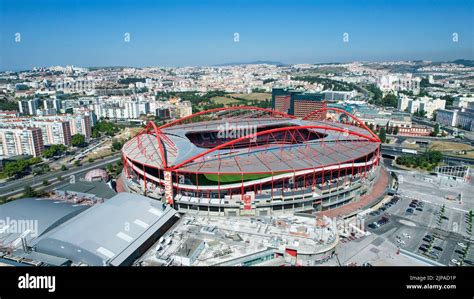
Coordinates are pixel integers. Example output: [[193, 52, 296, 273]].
[[381, 145, 474, 165], [0, 153, 121, 197]]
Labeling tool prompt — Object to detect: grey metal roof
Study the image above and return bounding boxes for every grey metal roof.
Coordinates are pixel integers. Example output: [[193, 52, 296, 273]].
[[56, 180, 117, 199], [31, 192, 177, 266], [123, 118, 379, 174], [0, 198, 88, 249]]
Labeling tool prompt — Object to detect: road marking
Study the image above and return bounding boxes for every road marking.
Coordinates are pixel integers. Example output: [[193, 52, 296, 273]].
[[452, 207, 469, 213]]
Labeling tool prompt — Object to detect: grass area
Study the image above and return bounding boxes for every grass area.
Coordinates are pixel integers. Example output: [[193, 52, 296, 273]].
[[228, 92, 271, 101], [84, 147, 113, 161], [117, 127, 142, 140], [401, 141, 420, 149], [429, 141, 474, 158], [210, 96, 241, 105], [209, 92, 272, 106], [204, 173, 274, 183], [429, 141, 473, 152]]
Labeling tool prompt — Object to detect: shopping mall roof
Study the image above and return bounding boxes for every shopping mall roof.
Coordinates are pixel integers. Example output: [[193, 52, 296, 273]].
[[56, 180, 117, 199], [0, 198, 88, 249], [31, 192, 178, 266]]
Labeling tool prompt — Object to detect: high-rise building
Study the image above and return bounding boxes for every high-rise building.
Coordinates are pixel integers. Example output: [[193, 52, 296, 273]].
[[272, 88, 327, 119], [0, 127, 44, 157], [43, 99, 62, 112], [18, 99, 39, 115], [32, 120, 72, 146], [175, 101, 193, 118], [397, 95, 412, 112], [124, 101, 140, 119]]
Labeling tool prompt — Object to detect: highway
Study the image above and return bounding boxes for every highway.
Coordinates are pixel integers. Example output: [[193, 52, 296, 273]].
[[0, 153, 121, 197]]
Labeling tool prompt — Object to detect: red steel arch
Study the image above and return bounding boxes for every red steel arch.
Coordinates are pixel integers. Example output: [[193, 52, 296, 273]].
[[169, 124, 380, 171], [303, 107, 380, 141], [133, 121, 178, 169], [159, 106, 296, 130]]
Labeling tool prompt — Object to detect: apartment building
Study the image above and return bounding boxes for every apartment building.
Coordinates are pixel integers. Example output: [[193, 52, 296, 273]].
[[0, 127, 44, 157]]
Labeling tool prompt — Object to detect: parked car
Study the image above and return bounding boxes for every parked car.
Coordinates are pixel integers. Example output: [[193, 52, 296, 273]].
[[457, 242, 467, 248], [423, 237, 433, 243], [368, 223, 378, 229], [451, 259, 461, 266], [406, 208, 414, 214]]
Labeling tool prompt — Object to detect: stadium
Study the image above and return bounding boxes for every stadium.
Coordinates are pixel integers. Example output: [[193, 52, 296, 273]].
[[121, 107, 382, 216]]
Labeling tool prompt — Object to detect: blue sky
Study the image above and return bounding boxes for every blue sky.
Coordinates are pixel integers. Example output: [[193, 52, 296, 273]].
[[0, 0, 472, 70]]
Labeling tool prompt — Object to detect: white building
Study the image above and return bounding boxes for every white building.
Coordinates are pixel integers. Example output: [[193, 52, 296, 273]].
[[453, 96, 474, 108], [124, 101, 140, 119], [397, 95, 412, 111], [18, 99, 39, 115], [175, 101, 193, 118], [30, 120, 72, 146], [406, 97, 445, 118], [322, 90, 357, 101], [436, 109, 457, 127], [378, 74, 421, 94], [0, 127, 44, 157], [436, 108, 474, 131]]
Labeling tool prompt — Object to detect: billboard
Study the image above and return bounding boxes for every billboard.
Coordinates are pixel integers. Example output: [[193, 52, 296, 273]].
[[164, 171, 173, 205]]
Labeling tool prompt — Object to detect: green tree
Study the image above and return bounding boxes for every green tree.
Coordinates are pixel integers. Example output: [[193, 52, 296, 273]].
[[43, 144, 67, 158], [379, 128, 387, 143], [432, 124, 440, 136], [414, 109, 427, 118], [393, 126, 399, 135], [22, 186, 38, 198], [61, 165, 68, 171], [112, 139, 124, 151], [381, 94, 398, 108], [42, 179, 49, 186], [72, 134, 86, 147]]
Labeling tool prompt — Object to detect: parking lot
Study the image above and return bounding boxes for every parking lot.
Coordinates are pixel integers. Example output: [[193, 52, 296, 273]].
[[364, 174, 473, 266]]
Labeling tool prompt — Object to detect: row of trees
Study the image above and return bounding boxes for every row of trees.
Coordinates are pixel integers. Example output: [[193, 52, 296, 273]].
[[395, 150, 443, 170], [43, 144, 68, 158], [0, 157, 42, 179]]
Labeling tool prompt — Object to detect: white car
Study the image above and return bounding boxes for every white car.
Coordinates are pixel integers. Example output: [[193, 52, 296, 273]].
[[402, 233, 411, 239], [451, 259, 461, 266], [457, 242, 467, 248]]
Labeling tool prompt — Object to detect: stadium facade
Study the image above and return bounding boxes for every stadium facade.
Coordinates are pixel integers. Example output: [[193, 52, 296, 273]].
[[122, 106, 381, 216]]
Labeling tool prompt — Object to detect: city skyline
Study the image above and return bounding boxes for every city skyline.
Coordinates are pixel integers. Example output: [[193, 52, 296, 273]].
[[1, 0, 473, 71]]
